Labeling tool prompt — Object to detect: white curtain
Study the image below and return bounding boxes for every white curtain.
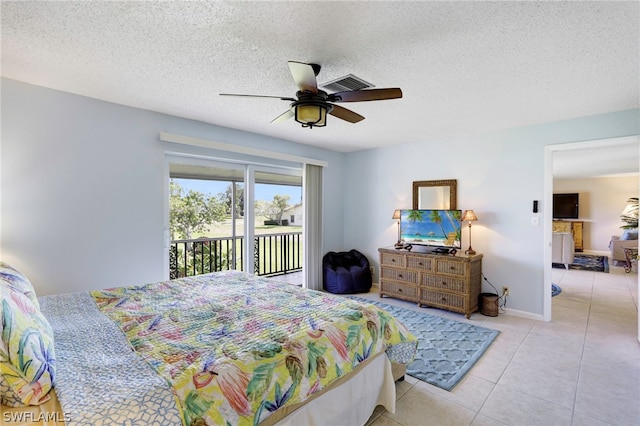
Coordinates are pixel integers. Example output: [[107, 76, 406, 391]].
[[303, 164, 324, 290]]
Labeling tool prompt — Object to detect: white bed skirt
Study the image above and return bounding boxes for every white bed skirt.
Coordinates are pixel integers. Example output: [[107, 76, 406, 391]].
[[275, 354, 396, 426]]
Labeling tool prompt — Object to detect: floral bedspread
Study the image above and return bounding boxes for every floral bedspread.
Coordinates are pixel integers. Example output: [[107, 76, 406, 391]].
[[91, 271, 417, 426]]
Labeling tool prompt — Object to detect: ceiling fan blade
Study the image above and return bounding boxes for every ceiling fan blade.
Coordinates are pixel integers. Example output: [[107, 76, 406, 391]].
[[329, 88, 403, 102], [288, 61, 318, 93], [220, 93, 296, 101], [329, 105, 365, 123], [271, 109, 294, 123]]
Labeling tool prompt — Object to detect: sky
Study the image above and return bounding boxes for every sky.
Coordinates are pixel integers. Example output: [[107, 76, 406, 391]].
[[173, 178, 302, 204]]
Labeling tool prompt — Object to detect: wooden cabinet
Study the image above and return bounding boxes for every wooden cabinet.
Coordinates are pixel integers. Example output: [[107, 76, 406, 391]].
[[552, 220, 583, 252], [378, 247, 483, 319]]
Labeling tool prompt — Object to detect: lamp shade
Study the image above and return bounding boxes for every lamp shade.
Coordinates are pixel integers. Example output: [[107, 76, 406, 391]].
[[295, 104, 327, 127], [462, 210, 478, 222], [392, 209, 401, 220]]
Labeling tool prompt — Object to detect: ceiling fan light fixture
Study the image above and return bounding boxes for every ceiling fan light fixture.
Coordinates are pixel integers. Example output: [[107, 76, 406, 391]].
[[294, 103, 328, 128]]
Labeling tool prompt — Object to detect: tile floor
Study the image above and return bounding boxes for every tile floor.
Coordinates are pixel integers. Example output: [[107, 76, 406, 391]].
[[352, 264, 640, 426]]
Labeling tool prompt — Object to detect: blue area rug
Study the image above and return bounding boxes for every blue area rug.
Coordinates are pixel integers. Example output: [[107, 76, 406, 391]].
[[552, 253, 609, 273], [349, 296, 499, 391]]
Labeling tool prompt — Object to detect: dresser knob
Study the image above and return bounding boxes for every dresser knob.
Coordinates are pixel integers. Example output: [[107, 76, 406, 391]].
[[398, 274, 403, 278], [392, 259, 396, 262], [442, 281, 447, 286], [398, 288, 403, 292], [450, 266, 455, 270], [441, 297, 447, 302]]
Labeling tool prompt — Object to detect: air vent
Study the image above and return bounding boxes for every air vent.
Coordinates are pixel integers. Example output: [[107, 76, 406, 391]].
[[320, 74, 374, 93]]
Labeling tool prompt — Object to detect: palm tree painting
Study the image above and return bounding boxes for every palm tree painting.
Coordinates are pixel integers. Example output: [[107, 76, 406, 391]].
[[400, 209, 461, 248]]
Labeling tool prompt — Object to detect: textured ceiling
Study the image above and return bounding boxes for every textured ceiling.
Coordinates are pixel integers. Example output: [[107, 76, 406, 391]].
[[1, 1, 639, 175]]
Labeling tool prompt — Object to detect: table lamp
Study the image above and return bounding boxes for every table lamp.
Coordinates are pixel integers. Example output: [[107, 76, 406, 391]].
[[461, 210, 478, 255]]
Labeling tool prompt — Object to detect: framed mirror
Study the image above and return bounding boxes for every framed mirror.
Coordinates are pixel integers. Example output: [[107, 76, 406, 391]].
[[412, 179, 457, 210]]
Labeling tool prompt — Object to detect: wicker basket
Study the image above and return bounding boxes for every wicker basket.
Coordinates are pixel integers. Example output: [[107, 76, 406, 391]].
[[480, 293, 499, 317]]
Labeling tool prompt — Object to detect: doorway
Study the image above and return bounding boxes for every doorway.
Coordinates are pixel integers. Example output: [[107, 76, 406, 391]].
[[544, 136, 639, 340]]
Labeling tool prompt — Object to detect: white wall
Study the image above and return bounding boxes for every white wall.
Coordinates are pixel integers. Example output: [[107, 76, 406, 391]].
[[343, 110, 640, 317], [554, 176, 638, 253], [0, 79, 346, 295]]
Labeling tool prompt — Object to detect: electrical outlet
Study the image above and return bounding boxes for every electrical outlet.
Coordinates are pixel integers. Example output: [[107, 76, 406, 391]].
[[502, 286, 510, 296]]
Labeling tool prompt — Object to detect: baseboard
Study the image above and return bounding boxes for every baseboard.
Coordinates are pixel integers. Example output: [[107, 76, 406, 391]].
[[501, 307, 544, 321]]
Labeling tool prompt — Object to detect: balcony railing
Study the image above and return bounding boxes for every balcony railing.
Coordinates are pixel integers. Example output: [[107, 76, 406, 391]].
[[169, 232, 302, 279]]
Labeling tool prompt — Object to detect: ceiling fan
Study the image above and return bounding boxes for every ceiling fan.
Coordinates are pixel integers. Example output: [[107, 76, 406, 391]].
[[220, 61, 402, 128]]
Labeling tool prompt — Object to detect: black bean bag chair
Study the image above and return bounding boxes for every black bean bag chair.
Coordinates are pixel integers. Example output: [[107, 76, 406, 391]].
[[323, 249, 372, 294]]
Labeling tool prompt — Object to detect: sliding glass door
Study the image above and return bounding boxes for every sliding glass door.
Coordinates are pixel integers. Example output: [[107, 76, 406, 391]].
[[167, 156, 302, 279], [253, 171, 303, 276]]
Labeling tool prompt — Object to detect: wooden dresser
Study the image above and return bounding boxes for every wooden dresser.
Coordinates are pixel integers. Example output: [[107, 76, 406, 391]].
[[552, 220, 583, 252], [378, 246, 483, 319]]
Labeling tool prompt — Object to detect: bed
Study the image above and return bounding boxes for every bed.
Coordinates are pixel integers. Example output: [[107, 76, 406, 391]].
[[1, 266, 417, 425]]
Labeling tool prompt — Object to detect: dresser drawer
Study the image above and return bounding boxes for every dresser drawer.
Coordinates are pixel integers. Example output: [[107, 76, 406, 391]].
[[419, 289, 467, 311], [380, 252, 406, 268], [435, 259, 467, 276], [380, 280, 418, 301], [380, 267, 418, 284], [421, 274, 467, 292], [406, 255, 433, 271]]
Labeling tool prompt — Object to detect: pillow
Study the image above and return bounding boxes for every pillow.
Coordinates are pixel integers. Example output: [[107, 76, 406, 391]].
[[0, 262, 39, 310], [620, 230, 639, 240], [0, 285, 56, 406]]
